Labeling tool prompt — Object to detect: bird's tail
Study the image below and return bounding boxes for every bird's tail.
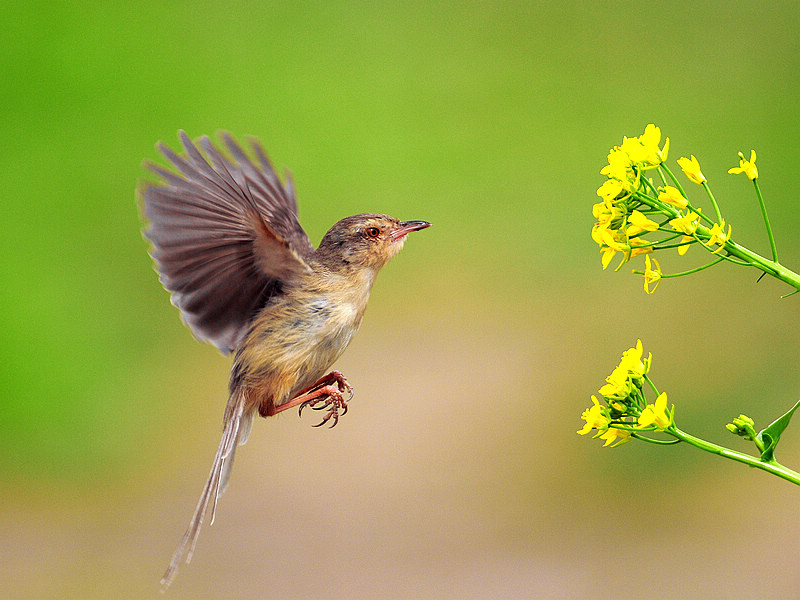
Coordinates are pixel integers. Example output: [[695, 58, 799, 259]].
[[160, 389, 253, 591]]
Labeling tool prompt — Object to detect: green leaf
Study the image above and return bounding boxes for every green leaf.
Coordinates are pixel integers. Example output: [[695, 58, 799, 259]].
[[757, 399, 800, 463]]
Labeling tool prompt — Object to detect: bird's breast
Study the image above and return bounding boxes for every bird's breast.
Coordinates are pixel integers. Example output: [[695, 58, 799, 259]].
[[232, 277, 372, 410]]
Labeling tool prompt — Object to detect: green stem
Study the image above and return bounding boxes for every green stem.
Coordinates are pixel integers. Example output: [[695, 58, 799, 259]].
[[643, 374, 660, 398], [669, 426, 800, 486], [632, 258, 727, 279], [701, 181, 723, 225], [659, 164, 688, 199], [652, 232, 685, 246], [631, 433, 681, 445], [640, 176, 660, 196], [633, 189, 673, 214], [661, 257, 725, 277], [658, 164, 717, 227], [753, 178, 778, 262], [719, 238, 800, 291]]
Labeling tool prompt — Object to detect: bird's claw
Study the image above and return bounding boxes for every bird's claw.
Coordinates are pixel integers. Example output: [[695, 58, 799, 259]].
[[297, 371, 352, 428], [299, 391, 349, 428], [329, 370, 354, 400]]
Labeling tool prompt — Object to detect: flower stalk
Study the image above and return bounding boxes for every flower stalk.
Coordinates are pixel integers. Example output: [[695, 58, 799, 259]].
[[578, 340, 800, 487], [584, 127, 800, 488], [669, 427, 800, 486], [591, 124, 799, 293]]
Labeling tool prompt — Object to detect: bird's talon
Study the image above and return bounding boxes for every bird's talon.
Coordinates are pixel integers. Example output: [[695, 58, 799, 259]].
[[311, 409, 339, 428], [297, 385, 348, 428]]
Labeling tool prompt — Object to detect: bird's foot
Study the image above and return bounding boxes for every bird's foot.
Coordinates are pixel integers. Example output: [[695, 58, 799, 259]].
[[299, 391, 348, 428], [297, 371, 353, 428]]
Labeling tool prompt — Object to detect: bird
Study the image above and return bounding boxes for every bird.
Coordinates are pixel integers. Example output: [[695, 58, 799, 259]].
[[140, 131, 430, 589]]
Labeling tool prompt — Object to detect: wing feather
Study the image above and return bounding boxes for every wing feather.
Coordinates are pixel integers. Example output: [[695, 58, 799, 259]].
[[142, 131, 313, 354]]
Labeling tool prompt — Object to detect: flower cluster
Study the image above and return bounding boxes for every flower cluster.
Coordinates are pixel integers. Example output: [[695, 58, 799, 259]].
[[578, 340, 674, 447], [592, 125, 667, 272], [582, 129, 800, 487], [726, 414, 758, 440], [591, 124, 756, 292]]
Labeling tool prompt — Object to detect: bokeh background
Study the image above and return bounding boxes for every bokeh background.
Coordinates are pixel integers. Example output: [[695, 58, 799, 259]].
[[4, 1, 800, 598]]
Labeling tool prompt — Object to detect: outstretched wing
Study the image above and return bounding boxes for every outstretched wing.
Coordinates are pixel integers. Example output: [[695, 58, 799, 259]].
[[142, 131, 315, 354]]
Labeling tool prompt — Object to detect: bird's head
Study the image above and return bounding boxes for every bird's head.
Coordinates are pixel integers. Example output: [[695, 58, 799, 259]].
[[315, 214, 430, 273]]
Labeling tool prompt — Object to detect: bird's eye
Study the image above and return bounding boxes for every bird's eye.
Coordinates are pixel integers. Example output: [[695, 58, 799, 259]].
[[365, 227, 381, 238]]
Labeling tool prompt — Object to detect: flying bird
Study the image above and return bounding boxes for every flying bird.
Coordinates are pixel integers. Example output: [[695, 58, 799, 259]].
[[141, 131, 430, 589]]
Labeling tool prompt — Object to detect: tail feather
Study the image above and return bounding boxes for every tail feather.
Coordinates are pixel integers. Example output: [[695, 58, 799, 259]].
[[160, 391, 248, 591], [219, 410, 254, 496]]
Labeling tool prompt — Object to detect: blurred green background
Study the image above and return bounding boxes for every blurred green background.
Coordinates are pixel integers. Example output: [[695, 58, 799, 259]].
[[4, 1, 800, 598]]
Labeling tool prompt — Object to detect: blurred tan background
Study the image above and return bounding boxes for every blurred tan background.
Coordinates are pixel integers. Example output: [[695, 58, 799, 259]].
[[4, 1, 800, 598]]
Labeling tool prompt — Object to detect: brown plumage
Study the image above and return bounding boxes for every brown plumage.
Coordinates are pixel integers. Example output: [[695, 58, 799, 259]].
[[141, 131, 429, 589]]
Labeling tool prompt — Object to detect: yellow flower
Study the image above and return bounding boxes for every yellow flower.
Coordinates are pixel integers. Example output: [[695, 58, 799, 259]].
[[593, 198, 620, 220], [594, 227, 652, 270], [618, 136, 642, 161], [595, 227, 630, 270], [591, 220, 607, 246], [600, 148, 634, 181], [592, 201, 623, 247], [705, 219, 732, 253], [597, 179, 625, 202], [659, 137, 670, 164], [639, 124, 669, 166], [629, 240, 654, 258], [658, 186, 688, 209], [599, 365, 633, 401], [638, 392, 672, 431], [669, 210, 700, 235], [599, 427, 632, 447], [620, 339, 642, 365], [677, 155, 706, 185], [592, 200, 624, 236], [669, 210, 700, 256], [577, 396, 610, 435], [600, 245, 617, 270], [599, 226, 628, 251], [619, 124, 669, 168], [626, 210, 659, 235], [619, 339, 651, 381], [728, 150, 758, 180], [677, 236, 693, 256], [642, 255, 662, 294]]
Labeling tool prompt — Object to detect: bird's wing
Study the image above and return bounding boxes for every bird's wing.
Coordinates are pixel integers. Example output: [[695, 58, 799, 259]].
[[142, 131, 315, 354]]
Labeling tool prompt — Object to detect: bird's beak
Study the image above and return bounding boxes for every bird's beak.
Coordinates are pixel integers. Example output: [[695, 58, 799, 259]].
[[390, 220, 431, 240]]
